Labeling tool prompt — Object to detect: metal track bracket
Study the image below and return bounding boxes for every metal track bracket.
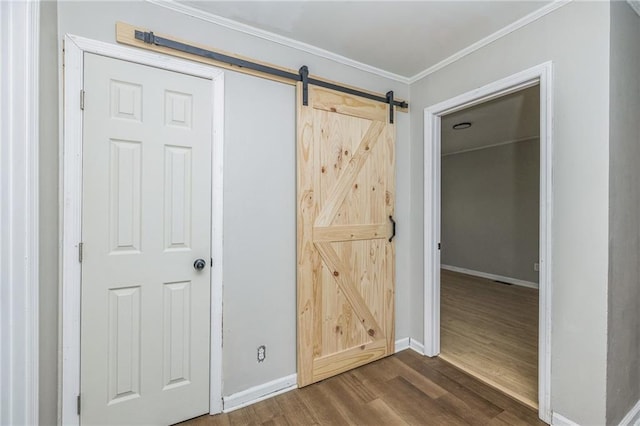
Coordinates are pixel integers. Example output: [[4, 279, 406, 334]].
[[299, 65, 309, 106]]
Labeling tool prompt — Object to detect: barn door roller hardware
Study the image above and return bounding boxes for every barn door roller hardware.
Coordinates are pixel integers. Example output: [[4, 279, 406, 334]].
[[134, 30, 407, 123], [296, 66, 403, 123]]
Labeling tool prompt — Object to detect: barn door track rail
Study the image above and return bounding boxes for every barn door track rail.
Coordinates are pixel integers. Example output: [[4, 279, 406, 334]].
[[296, 65, 404, 123], [127, 25, 408, 123]]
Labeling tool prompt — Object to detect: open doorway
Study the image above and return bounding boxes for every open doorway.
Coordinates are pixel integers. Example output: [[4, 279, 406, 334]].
[[422, 63, 553, 423], [438, 86, 540, 408]]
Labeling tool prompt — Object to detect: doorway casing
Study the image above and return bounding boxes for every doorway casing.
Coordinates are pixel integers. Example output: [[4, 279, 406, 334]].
[[422, 62, 553, 423], [60, 35, 225, 425]]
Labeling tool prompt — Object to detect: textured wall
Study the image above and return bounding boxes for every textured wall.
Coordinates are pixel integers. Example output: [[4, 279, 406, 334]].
[[38, 1, 59, 424], [606, 2, 640, 424], [441, 139, 539, 284], [39, 2, 410, 423], [409, 2, 610, 423]]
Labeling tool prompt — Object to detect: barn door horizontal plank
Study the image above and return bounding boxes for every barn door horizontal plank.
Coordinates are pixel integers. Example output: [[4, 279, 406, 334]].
[[312, 339, 387, 383], [313, 224, 388, 243], [309, 86, 388, 122]]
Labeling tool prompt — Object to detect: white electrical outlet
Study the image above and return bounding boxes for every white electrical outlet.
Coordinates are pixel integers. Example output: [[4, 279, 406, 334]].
[[534, 262, 539, 272]]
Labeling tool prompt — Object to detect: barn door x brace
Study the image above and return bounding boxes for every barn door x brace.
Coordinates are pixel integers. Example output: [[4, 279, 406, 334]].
[[134, 29, 408, 123]]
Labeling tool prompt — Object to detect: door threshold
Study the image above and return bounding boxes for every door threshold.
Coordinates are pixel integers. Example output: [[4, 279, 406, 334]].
[[437, 353, 538, 410]]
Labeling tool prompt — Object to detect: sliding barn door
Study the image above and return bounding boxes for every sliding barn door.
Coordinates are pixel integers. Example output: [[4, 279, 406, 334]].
[[297, 83, 395, 386]]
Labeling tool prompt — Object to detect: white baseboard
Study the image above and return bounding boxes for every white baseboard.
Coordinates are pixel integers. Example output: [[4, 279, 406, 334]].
[[551, 413, 580, 426], [409, 339, 425, 355], [441, 264, 539, 289], [222, 374, 297, 413], [395, 337, 425, 355], [619, 399, 640, 426], [222, 339, 429, 413], [395, 337, 410, 353], [552, 412, 579, 426]]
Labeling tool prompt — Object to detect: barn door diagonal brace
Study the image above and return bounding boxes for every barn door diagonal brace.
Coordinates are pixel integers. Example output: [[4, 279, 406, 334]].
[[133, 29, 408, 123]]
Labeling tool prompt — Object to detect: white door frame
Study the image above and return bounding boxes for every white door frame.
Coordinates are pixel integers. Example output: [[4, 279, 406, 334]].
[[60, 34, 225, 425], [423, 62, 553, 423], [0, 2, 40, 425]]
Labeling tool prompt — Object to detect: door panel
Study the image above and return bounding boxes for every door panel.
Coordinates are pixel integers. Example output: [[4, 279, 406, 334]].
[[81, 53, 212, 425], [297, 84, 395, 386]]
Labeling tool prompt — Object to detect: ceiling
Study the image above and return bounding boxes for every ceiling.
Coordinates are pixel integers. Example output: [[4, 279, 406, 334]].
[[179, 1, 554, 78], [441, 85, 540, 155], [174, 1, 542, 147]]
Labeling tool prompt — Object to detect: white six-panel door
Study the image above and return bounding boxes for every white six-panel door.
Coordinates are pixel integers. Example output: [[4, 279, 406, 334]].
[[81, 53, 212, 425]]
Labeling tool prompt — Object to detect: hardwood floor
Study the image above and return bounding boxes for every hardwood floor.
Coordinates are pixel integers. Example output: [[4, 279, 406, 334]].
[[179, 350, 543, 426], [440, 269, 538, 409]]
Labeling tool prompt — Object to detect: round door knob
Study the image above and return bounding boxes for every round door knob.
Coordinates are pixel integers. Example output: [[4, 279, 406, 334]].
[[193, 259, 207, 271]]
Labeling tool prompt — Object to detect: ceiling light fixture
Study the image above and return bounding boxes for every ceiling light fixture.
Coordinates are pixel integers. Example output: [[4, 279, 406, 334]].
[[452, 122, 472, 130]]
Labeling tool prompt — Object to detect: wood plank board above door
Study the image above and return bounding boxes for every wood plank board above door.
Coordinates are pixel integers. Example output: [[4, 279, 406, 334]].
[[115, 22, 408, 113], [297, 83, 396, 387]]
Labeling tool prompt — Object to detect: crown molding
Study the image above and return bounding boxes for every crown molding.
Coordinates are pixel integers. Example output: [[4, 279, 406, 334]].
[[408, 0, 572, 84], [146, 0, 574, 87], [145, 0, 410, 84], [442, 135, 539, 157], [628, 0, 640, 17]]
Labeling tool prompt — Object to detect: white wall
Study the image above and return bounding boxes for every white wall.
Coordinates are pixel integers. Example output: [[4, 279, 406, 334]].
[[606, 2, 640, 424], [38, 1, 59, 423], [409, 2, 610, 424], [441, 139, 539, 284], [40, 2, 410, 423], [221, 72, 297, 393]]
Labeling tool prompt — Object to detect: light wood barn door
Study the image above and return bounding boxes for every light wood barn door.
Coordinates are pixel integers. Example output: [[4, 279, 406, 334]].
[[297, 83, 395, 386]]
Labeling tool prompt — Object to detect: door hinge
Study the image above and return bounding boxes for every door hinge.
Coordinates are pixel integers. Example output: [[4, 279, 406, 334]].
[[77, 394, 81, 415], [438, 242, 441, 250], [78, 242, 83, 263], [210, 257, 213, 267], [80, 90, 85, 110]]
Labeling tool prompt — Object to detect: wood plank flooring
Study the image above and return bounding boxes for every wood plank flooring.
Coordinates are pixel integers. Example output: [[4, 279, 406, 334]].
[[178, 350, 543, 426], [439, 269, 538, 409]]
